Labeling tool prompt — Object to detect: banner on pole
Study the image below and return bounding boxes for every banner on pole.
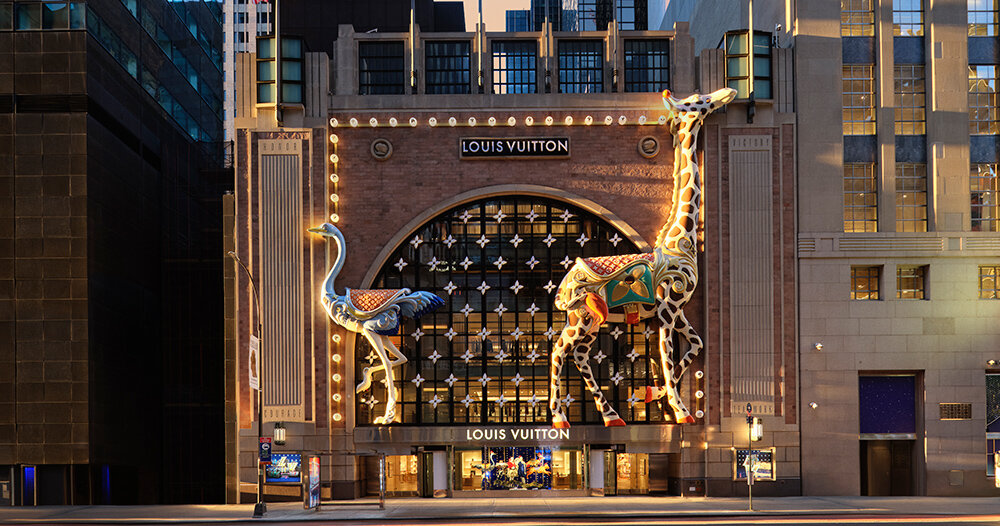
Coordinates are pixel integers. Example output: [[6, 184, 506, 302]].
[[249, 335, 260, 391]]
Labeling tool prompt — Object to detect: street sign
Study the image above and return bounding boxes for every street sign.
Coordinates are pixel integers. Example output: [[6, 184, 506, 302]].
[[259, 437, 272, 464]]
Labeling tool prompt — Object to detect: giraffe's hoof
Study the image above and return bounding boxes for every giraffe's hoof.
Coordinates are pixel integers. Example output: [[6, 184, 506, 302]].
[[644, 386, 654, 404], [676, 415, 695, 424], [552, 419, 571, 429], [604, 418, 627, 427]]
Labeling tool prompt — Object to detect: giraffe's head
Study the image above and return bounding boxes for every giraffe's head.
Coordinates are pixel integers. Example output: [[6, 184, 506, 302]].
[[661, 87, 738, 133]]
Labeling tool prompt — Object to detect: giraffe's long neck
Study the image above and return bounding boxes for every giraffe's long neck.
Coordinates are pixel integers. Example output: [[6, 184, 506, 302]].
[[655, 122, 702, 253]]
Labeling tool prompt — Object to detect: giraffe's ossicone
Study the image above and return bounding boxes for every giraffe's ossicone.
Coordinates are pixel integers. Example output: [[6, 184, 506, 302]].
[[549, 87, 737, 428]]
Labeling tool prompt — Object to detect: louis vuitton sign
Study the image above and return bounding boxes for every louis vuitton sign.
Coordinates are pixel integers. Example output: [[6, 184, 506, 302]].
[[460, 137, 570, 159]]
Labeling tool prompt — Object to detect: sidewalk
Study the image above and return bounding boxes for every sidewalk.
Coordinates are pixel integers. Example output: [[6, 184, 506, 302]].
[[1, 496, 1000, 523]]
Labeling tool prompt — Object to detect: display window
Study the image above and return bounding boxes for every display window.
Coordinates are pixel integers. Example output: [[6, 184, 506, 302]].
[[455, 447, 582, 490]]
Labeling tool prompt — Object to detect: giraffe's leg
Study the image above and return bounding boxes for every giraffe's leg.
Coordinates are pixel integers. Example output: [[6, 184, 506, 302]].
[[647, 302, 693, 423], [670, 309, 703, 383], [361, 330, 397, 424], [570, 330, 625, 427], [549, 318, 580, 429]]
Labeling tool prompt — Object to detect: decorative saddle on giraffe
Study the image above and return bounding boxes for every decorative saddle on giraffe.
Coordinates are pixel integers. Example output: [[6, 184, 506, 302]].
[[578, 253, 657, 315]]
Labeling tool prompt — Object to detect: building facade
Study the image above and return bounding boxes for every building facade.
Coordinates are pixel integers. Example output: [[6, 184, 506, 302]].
[[229, 20, 799, 500], [665, 0, 1000, 496], [1, 0, 228, 505]]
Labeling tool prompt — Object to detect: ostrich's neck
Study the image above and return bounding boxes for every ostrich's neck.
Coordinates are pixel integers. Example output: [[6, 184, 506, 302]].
[[656, 124, 701, 251], [322, 230, 346, 298]]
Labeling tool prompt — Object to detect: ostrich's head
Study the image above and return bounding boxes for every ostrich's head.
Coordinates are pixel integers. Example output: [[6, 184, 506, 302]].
[[661, 87, 738, 132], [308, 223, 340, 238]]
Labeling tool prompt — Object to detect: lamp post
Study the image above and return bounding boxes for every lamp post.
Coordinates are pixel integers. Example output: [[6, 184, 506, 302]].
[[745, 403, 762, 511], [228, 251, 266, 518]]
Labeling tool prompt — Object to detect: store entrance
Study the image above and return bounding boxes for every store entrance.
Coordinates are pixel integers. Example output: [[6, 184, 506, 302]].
[[455, 447, 582, 491], [602, 452, 651, 495], [363, 455, 420, 497]]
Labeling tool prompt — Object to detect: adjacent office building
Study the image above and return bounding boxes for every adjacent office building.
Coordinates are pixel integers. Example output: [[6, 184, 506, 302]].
[[1, 0, 228, 504]]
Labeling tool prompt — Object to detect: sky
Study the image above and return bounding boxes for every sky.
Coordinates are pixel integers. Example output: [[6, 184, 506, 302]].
[[453, 0, 531, 32]]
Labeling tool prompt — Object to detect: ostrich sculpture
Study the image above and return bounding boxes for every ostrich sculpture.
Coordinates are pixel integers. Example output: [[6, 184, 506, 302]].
[[309, 223, 444, 424]]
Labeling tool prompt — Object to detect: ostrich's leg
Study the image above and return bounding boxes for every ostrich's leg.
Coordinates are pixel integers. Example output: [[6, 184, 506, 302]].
[[361, 330, 398, 424]]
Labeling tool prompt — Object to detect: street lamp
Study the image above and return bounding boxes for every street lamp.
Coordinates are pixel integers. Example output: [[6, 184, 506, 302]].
[[228, 250, 266, 518]]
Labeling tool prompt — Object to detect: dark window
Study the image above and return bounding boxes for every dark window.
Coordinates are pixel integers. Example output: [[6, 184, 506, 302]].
[[558, 40, 603, 93], [624, 39, 670, 93], [355, 196, 667, 426], [492, 40, 537, 94], [0, 3, 11, 30], [257, 37, 304, 104], [15, 2, 39, 29], [859, 375, 916, 435], [425, 41, 471, 95], [359, 41, 405, 95], [725, 30, 771, 99]]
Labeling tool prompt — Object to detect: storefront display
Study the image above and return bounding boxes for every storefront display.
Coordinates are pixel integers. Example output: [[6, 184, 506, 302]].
[[455, 447, 581, 491]]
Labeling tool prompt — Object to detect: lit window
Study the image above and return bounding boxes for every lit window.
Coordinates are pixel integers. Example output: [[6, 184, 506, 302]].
[[558, 40, 603, 94], [842, 0, 875, 36], [492, 40, 537, 94], [844, 163, 878, 233], [851, 266, 881, 300], [725, 31, 772, 99], [896, 163, 927, 232], [970, 0, 1000, 36], [893, 0, 924, 36], [981, 265, 1000, 299], [972, 164, 1000, 232], [894, 65, 926, 135], [843, 65, 876, 135], [896, 266, 927, 299], [969, 66, 999, 134], [359, 41, 405, 95]]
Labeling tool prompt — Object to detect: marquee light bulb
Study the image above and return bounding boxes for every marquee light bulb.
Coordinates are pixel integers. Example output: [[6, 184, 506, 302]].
[[369, 117, 378, 127], [329, 153, 339, 163], [544, 116, 553, 126], [329, 134, 339, 144], [332, 353, 342, 363], [507, 116, 516, 126], [332, 373, 342, 382], [564, 116, 573, 125], [488, 117, 496, 126], [618, 115, 628, 125], [604, 115, 613, 125], [329, 173, 339, 183], [333, 413, 342, 422], [638, 115, 647, 124], [329, 118, 339, 127], [332, 393, 342, 402], [525, 116, 534, 126], [349, 118, 358, 127], [468, 117, 476, 126], [695, 410, 704, 418], [584, 115, 593, 125], [330, 194, 339, 203], [658, 115, 667, 125], [448, 117, 457, 127], [429, 117, 438, 127], [409, 117, 418, 127], [695, 370, 704, 379], [332, 334, 342, 343], [695, 390, 704, 399], [329, 213, 340, 223], [389, 117, 398, 127]]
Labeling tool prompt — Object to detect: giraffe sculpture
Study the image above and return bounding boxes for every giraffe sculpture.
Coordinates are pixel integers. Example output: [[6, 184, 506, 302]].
[[549, 87, 737, 428], [308, 223, 444, 424]]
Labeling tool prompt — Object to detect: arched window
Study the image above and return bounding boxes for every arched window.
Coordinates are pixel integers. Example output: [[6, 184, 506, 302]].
[[356, 196, 669, 425]]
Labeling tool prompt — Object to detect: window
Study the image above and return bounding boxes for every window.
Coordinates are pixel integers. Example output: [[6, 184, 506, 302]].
[[896, 163, 927, 232], [987, 374, 1000, 476], [970, 0, 999, 36], [15, 2, 39, 29], [851, 266, 881, 300], [355, 197, 665, 426], [859, 375, 916, 434], [0, 3, 11, 30], [843, 65, 876, 135], [256, 37, 304, 103], [725, 31, 771, 99], [576, 0, 600, 31], [896, 265, 927, 299], [492, 40, 537, 94], [558, 40, 603, 94], [893, 0, 923, 36], [617, 0, 639, 30], [844, 163, 878, 232], [981, 265, 1000, 299], [842, 0, 875, 36], [623, 39, 669, 93], [425, 41, 471, 95], [972, 164, 1000, 232], [894, 65, 925, 135], [970, 66, 1000, 134], [359, 41, 405, 95]]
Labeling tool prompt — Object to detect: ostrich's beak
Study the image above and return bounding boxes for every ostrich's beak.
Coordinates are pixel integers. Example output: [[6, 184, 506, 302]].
[[307, 226, 326, 234]]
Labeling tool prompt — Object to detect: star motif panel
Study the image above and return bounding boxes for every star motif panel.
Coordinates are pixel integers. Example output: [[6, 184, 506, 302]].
[[355, 196, 668, 425]]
